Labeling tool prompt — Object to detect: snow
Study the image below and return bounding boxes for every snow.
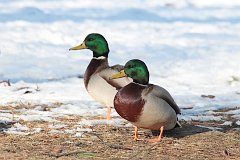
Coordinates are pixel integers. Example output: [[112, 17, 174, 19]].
[[221, 121, 232, 126], [0, 0, 240, 135], [237, 121, 240, 125], [74, 127, 93, 137], [3, 122, 43, 135], [78, 118, 130, 127], [195, 125, 223, 131], [48, 123, 67, 129], [179, 115, 222, 122]]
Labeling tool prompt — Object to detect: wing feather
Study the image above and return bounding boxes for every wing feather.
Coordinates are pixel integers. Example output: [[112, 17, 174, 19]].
[[150, 85, 181, 114]]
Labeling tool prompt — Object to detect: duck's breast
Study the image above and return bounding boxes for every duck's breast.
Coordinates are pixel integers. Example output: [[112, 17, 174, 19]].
[[87, 68, 130, 107], [114, 83, 146, 122]]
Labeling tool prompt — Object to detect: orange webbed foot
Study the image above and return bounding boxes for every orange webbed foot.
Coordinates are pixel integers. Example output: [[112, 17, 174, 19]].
[[133, 136, 143, 141], [148, 137, 162, 143], [148, 126, 164, 143]]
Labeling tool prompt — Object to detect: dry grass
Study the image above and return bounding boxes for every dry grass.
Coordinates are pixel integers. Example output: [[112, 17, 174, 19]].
[[0, 117, 240, 160], [1, 104, 240, 159]]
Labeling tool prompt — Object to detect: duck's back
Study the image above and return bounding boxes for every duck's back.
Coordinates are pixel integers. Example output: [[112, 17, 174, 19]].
[[149, 85, 181, 115]]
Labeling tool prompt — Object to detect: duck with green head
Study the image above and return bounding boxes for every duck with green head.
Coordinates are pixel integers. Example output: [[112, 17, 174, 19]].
[[110, 59, 181, 142], [69, 33, 131, 120]]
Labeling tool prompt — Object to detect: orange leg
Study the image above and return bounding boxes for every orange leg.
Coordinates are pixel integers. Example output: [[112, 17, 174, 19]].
[[106, 106, 111, 120], [133, 126, 143, 141], [149, 126, 164, 143]]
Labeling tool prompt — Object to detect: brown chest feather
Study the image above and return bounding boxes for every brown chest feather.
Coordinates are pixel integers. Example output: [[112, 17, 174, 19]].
[[84, 58, 108, 88], [114, 83, 146, 122], [84, 58, 125, 90]]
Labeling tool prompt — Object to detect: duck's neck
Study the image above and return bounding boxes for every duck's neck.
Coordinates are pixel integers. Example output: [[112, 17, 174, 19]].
[[132, 81, 149, 87], [84, 56, 109, 88], [93, 56, 108, 60], [93, 50, 109, 58]]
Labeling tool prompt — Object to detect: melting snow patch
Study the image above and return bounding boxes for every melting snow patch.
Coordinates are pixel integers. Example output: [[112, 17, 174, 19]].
[[52, 103, 106, 117], [5, 130, 32, 136], [76, 127, 92, 132], [236, 121, 240, 125], [0, 113, 15, 121], [4, 123, 31, 135], [220, 121, 233, 126], [33, 127, 43, 133], [78, 118, 127, 127], [11, 123, 29, 130], [232, 114, 240, 119], [196, 125, 223, 131], [48, 123, 67, 129], [34, 105, 48, 111], [74, 132, 85, 137], [65, 129, 76, 134], [49, 129, 64, 134], [20, 114, 56, 122], [179, 115, 222, 121], [225, 109, 240, 115], [74, 128, 92, 137]]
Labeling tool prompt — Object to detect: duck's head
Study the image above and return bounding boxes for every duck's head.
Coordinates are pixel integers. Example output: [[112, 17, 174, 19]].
[[111, 59, 149, 85], [69, 33, 109, 58]]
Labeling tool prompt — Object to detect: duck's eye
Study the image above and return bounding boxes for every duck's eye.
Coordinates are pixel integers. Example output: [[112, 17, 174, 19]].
[[127, 65, 133, 69], [129, 64, 136, 68], [88, 38, 94, 41]]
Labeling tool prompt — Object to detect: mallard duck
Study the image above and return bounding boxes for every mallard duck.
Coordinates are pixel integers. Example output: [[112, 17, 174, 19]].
[[110, 59, 181, 142], [69, 33, 131, 120]]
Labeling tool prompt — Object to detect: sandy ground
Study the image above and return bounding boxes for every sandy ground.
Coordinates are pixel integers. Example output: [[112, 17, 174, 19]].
[[0, 115, 240, 160]]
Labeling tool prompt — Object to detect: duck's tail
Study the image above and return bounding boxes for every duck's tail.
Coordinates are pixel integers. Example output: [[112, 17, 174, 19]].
[[175, 121, 182, 128]]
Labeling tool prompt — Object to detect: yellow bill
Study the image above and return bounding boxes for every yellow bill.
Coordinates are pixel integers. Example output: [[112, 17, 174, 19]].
[[69, 42, 87, 50], [110, 70, 127, 80]]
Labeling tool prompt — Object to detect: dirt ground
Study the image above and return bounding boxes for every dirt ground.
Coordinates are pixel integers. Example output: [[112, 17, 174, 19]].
[[0, 118, 239, 160]]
